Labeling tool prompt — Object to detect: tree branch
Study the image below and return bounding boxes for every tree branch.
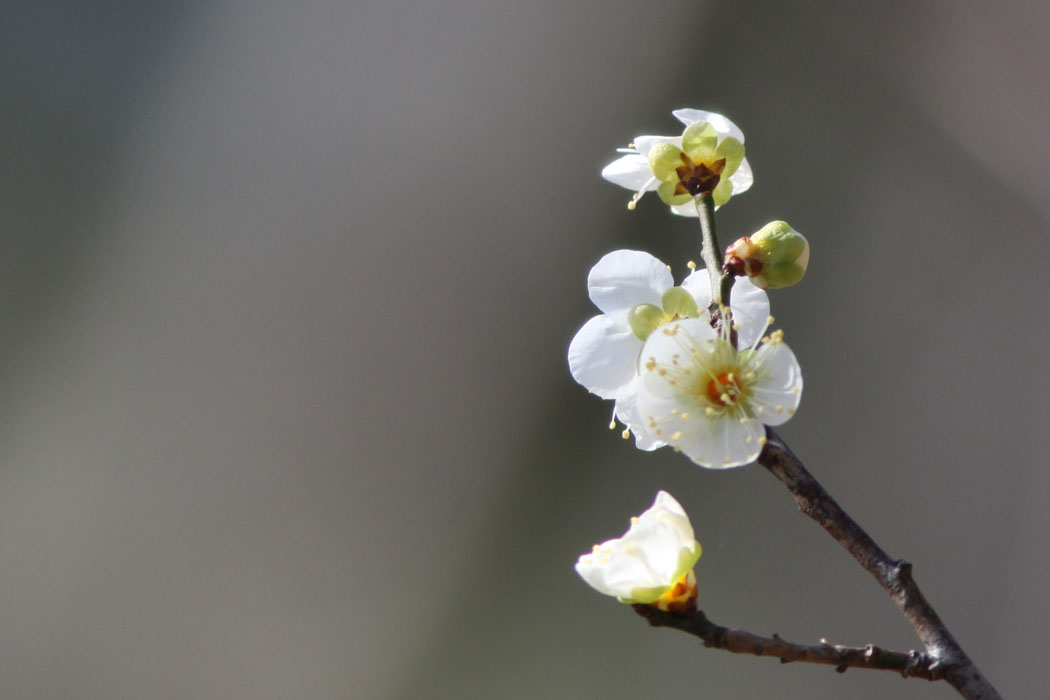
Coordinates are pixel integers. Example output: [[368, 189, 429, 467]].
[[633, 605, 946, 680], [758, 428, 1002, 700]]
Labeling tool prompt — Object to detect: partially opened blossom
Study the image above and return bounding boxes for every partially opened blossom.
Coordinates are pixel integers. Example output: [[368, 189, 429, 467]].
[[636, 317, 803, 468], [567, 250, 769, 449], [601, 108, 753, 216], [575, 491, 701, 610]]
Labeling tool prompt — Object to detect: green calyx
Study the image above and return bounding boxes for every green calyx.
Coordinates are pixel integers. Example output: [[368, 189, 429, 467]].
[[648, 121, 745, 207], [627, 287, 701, 341], [661, 286, 700, 320], [627, 304, 666, 341]]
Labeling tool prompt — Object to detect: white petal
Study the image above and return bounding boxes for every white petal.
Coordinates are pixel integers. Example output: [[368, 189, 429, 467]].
[[618, 521, 681, 583], [634, 388, 685, 442], [680, 268, 714, 309], [672, 108, 746, 143], [615, 389, 665, 451], [677, 415, 764, 468], [649, 491, 689, 520], [575, 542, 657, 598], [727, 277, 770, 348], [631, 134, 681, 157], [568, 313, 640, 399], [587, 249, 673, 315], [600, 154, 655, 190], [679, 270, 769, 349], [668, 200, 701, 217], [641, 318, 716, 360], [729, 157, 753, 195], [748, 342, 803, 426], [635, 492, 696, 559]]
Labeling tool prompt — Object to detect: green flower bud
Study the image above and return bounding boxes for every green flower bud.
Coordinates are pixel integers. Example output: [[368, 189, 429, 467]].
[[627, 303, 666, 341], [723, 221, 810, 290]]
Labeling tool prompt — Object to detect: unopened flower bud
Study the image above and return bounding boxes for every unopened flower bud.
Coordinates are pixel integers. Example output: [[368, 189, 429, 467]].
[[723, 221, 809, 289]]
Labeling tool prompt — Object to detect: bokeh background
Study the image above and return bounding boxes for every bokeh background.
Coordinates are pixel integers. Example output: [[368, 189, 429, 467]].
[[2, 1, 1047, 698]]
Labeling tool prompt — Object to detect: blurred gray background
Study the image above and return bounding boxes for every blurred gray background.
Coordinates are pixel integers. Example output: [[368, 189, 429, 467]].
[[1, 1, 1047, 698]]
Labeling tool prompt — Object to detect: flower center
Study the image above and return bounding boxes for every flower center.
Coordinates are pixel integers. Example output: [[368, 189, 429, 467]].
[[653, 569, 698, 614], [675, 153, 726, 197], [705, 371, 741, 406]]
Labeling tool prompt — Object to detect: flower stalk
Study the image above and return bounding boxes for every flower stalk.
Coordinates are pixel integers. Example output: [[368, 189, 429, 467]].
[[694, 193, 735, 313]]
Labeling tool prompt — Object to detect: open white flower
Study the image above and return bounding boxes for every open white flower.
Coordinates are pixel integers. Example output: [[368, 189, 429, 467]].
[[575, 490, 701, 608], [567, 249, 769, 449], [636, 316, 803, 468], [601, 108, 753, 216]]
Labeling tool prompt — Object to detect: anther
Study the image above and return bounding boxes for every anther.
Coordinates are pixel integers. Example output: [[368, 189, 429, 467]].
[[671, 431, 682, 441], [687, 261, 697, 270], [621, 429, 631, 440], [609, 420, 617, 430]]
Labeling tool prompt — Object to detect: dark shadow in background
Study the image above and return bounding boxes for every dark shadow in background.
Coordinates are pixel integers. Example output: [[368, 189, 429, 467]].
[[0, 2, 185, 391]]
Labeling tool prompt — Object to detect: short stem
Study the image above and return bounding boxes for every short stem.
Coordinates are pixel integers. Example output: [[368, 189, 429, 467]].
[[694, 194, 735, 312]]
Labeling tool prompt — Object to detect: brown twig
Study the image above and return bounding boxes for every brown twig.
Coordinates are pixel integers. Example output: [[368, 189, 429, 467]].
[[757, 428, 1002, 700], [633, 605, 945, 679]]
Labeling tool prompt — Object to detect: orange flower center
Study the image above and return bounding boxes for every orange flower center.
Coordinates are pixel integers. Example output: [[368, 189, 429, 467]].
[[705, 372, 739, 405]]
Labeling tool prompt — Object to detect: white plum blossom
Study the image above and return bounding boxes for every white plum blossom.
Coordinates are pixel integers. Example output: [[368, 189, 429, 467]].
[[567, 249, 769, 449], [575, 491, 701, 607], [636, 316, 803, 469], [601, 108, 754, 216]]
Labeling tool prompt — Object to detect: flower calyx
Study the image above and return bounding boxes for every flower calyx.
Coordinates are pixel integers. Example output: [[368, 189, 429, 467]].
[[649, 121, 745, 208], [627, 287, 700, 341]]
